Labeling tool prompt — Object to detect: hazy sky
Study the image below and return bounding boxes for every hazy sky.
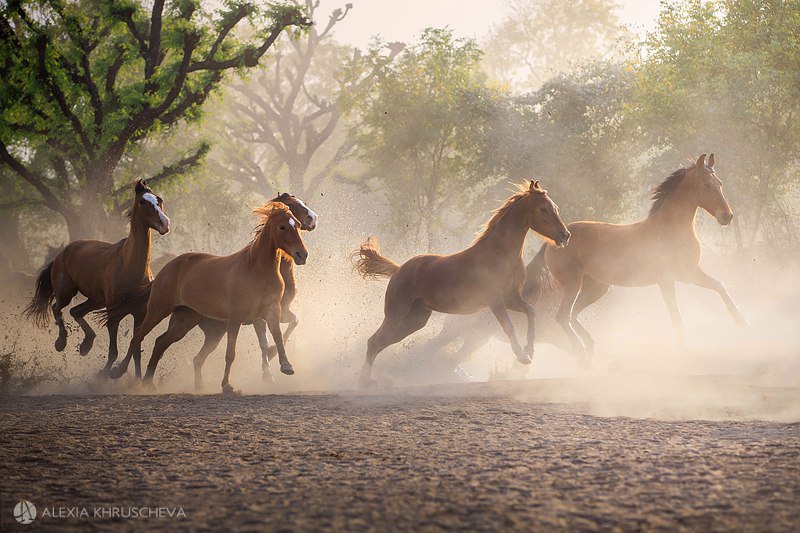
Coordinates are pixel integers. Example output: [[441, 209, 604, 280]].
[[317, 0, 663, 48]]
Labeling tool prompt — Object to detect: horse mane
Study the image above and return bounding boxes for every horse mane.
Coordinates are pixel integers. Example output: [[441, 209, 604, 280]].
[[252, 201, 292, 238], [473, 181, 546, 244], [649, 164, 694, 216]]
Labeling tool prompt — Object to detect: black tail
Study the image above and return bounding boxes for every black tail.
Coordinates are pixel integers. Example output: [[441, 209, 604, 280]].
[[521, 245, 554, 302], [23, 261, 55, 327], [99, 283, 152, 326]]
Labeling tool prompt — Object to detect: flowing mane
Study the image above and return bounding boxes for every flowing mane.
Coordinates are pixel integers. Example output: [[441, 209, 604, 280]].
[[252, 201, 292, 237], [649, 165, 693, 216], [473, 181, 546, 244]]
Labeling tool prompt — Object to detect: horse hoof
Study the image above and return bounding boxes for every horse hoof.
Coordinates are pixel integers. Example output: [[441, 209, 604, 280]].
[[54, 337, 67, 352], [96, 368, 110, 380], [359, 376, 377, 390], [221, 384, 240, 395], [108, 366, 126, 380], [736, 316, 749, 327], [280, 363, 294, 376], [79, 338, 95, 356], [523, 343, 534, 356], [262, 370, 275, 383], [516, 354, 532, 365]]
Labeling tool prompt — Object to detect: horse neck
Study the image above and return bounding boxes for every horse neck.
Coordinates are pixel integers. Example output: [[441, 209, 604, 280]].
[[475, 201, 529, 259], [246, 229, 281, 275], [646, 192, 699, 238], [121, 215, 152, 277]]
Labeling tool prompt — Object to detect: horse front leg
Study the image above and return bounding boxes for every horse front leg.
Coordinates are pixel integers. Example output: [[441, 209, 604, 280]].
[[505, 291, 536, 356], [658, 281, 686, 348], [69, 299, 103, 356], [490, 304, 531, 365], [252, 319, 274, 382], [266, 308, 295, 376], [687, 269, 748, 326]]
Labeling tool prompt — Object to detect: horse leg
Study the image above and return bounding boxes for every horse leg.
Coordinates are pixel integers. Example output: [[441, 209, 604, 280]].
[[221, 321, 242, 394], [109, 302, 172, 379], [265, 308, 295, 376], [142, 308, 203, 389], [658, 281, 686, 348], [569, 277, 610, 358], [555, 278, 587, 358], [69, 299, 103, 356], [252, 319, 274, 382], [265, 310, 299, 361], [51, 274, 78, 352], [361, 302, 433, 389], [447, 327, 490, 380], [687, 268, 748, 326], [101, 314, 123, 378], [490, 304, 531, 364], [194, 317, 226, 392], [505, 291, 536, 356]]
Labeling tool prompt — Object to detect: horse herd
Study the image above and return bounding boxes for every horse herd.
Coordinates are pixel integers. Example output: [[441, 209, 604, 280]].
[[22, 154, 746, 392]]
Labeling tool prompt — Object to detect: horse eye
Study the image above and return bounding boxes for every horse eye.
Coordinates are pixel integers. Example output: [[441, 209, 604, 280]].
[[539, 207, 547, 213], [139, 198, 147, 204], [279, 225, 286, 231]]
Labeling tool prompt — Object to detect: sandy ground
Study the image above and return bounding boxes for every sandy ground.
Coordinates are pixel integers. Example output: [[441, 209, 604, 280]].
[[1, 381, 799, 532]]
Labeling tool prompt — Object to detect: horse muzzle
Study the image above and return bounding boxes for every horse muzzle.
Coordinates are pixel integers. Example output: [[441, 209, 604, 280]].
[[716, 211, 733, 226], [555, 230, 571, 248], [293, 250, 308, 265]]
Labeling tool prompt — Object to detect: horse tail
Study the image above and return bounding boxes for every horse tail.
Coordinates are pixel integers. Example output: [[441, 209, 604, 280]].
[[24, 261, 55, 327], [99, 283, 152, 327], [522, 245, 554, 302], [352, 236, 400, 280]]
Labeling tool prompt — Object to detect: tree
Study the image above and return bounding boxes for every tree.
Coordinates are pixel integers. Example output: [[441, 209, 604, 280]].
[[0, 0, 309, 240], [483, 0, 628, 91], [348, 28, 502, 249], [632, 0, 800, 248]]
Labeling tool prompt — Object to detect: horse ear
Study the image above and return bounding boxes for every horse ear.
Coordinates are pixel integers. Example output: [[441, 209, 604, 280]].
[[708, 153, 715, 168], [696, 154, 706, 168], [134, 179, 147, 194], [529, 180, 535, 190]]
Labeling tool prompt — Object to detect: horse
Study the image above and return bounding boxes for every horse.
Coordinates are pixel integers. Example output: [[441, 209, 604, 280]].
[[106, 193, 317, 385], [353, 180, 570, 388], [110, 201, 308, 394], [534, 154, 747, 359], [24, 180, 169, 377]]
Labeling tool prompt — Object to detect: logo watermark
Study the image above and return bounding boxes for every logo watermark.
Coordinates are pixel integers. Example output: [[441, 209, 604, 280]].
[[14, 501, 37, 524]]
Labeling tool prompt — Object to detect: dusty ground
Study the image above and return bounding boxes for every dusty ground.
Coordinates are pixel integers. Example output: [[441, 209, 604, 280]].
[[1, 381, 799, 532]]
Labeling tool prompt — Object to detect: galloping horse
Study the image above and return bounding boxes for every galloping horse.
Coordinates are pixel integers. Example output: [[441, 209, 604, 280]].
[[353, 180, 570, 388], [106, 193, 317, 385], [536, 154, 747, 359], [24, 180, 169, 377], [111, 201, 308, 393]]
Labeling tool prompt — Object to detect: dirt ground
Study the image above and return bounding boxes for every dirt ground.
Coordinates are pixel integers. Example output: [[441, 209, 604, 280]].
[[1, 381, 799, 532]]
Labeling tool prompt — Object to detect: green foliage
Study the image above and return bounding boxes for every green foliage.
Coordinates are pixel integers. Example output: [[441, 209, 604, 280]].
[[632, 0, 800, 246], [0, 0, 309, 239], [349, 28, 502, 248]]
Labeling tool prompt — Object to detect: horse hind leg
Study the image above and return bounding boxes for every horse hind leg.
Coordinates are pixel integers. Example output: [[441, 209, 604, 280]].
[[569, 277, 610, 361], [195, 317, 226, 392], [143, 307, 203, 390], [69, 299, 103, 356], [555, 277, 587, 360], [51, 273, 78, 352], [361, 301, 433, 389]]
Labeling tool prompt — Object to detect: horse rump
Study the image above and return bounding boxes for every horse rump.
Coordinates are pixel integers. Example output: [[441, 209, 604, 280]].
[[352, 236, 400, 280]]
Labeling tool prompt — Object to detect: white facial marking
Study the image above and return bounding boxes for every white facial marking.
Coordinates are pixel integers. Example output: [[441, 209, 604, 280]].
[[294, 198, 318, 228], [142, 192, 170, 227], [288, 218, 296, 229]]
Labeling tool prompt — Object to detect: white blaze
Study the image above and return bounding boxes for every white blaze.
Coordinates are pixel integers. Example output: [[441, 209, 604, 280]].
[[142, 192, 170, 228]]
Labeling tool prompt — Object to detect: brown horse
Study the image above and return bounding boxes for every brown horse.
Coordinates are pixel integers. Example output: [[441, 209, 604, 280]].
[[354, 180, 570, 388], [24, 180, 169, 377], [537, 154, 746, 359], [112, 201, 308, 393], [106, 193, 317, 385]]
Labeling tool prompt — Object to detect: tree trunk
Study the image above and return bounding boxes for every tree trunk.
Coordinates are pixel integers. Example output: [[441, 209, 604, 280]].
[[0, 210, 28, 273]]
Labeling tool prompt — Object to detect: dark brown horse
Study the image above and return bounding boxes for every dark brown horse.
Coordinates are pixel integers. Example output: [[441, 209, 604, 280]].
[[106, 193, 317, 385], [536, 154, 746, 359], [354, 180, 570, 388], [24, 180, 169, 377], [112, 201, 308, 393]]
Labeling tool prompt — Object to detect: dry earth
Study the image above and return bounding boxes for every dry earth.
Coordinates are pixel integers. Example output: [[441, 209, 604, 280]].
[[1, 382, 799, 532]]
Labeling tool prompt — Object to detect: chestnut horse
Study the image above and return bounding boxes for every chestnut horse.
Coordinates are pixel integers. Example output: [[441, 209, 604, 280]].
[[106, 193, 317, 384], [113, 201, 308, 393], [354, 180, 570, 388], [24, 180, 169, 377], [537, 154, 746, 359]]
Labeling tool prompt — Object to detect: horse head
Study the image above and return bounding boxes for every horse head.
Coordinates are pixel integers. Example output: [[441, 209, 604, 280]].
[[687, 154, 733, 226], [273, 192, 318, 231], [525, 180, 571, 247], [133, 180, 170, 235]]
